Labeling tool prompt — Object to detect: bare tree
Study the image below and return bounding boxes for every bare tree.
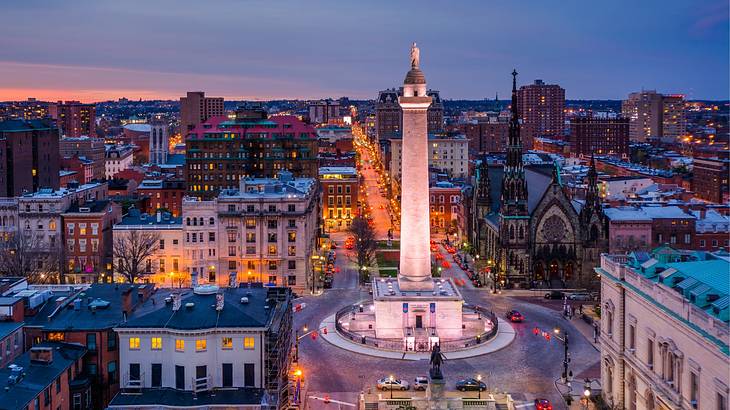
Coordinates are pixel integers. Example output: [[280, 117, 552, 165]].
[[349, 216, 377, 281], [0, 231, 63, 284], [113, 230, 160, 283]]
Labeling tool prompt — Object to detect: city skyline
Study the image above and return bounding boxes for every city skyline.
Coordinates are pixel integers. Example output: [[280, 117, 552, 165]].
[[0, 0, 728, 102]]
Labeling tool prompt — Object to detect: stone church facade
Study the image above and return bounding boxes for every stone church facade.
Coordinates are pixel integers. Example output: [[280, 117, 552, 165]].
[[470, 72, 607, 289]]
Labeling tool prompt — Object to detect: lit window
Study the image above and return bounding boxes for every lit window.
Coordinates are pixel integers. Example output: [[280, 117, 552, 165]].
[[196, 339, 207, 351], [129, 337, 140, 350], [244, 337, 255, 350], [175, 339, 185, 352], [47, 332, 65, 341], [222, 337, 233, 349], [151, 337, 162, 350]]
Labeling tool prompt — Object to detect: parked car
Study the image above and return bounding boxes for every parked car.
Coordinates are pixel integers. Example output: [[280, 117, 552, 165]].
[[534, 399, 553, 410], [413, 376, 429, 391], [376, 377, 409, 390], [568, 292, 592, 301], [455, 378, 486, 392], [544, 290, 566, 300], [506, 310, 524, 322]]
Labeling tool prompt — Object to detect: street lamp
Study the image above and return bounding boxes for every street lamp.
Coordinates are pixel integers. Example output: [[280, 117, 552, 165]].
[[477, 374, 482, 399], [554, 327, 571, 383], [389, 375, 394, 399]]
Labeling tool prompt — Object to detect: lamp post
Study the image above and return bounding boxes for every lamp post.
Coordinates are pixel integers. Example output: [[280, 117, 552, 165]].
[[554, 327, 571, 383], [389, 375, 394, 399], [477, 374, 482, 399]]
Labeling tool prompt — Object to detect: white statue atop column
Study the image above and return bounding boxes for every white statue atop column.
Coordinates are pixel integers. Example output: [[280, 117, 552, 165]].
[[410, 42, 420, 68]]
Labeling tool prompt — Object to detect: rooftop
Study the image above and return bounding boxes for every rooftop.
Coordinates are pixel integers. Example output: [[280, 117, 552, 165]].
[[0, 118, 55, 132], [372, 278, 462, 301], [117, 286, 288, 331], [115, 209, 181, 228], [0, 321, 23, 340], [604, 205, 695, 222], [0, 342, 87, 410], [319, 166, 358, 177]]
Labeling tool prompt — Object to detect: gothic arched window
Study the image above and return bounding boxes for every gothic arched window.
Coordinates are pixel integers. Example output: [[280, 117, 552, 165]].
[[509, 226, 515, 240], [518, 226, 524, 239]]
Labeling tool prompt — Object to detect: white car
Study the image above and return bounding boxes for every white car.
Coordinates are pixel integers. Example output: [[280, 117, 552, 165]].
[[413, 376, 429, 391], [377, 377, 410, 391]]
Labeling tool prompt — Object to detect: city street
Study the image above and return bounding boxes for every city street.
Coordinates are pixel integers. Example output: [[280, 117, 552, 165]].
[[296, 142, 601, 409]]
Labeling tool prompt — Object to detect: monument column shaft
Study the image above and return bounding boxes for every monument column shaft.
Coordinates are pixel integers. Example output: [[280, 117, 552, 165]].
[[398, 98, 432, 290]]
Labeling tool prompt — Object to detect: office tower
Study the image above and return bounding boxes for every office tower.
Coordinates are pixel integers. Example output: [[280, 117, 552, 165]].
[[179, 91, 224, 134]]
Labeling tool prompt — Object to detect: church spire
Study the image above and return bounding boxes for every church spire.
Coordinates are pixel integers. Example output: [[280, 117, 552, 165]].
[[476, 157, 491, 210], [501, 69, 528, 214], [582, 154, 602, 220]]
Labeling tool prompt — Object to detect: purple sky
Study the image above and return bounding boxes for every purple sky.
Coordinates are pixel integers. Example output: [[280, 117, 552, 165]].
[[0, 0, 728, 102]]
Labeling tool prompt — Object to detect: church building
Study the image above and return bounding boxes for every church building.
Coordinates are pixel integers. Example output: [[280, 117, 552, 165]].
[[471, 71, 607, 289]]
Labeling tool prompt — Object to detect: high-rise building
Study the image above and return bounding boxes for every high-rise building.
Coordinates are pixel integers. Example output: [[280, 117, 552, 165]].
[[48, 100, 96, 137], [0, 119, 60, 196], [149, 115, 169, 165], [59, 135, 106, 180], [517, 79, 565, 148], [622, 91, 686, 141], [375, 88, 443, 140], [661, 94, 687, 141], [185, 105, 319, 199], [569, 116, 629, 157], [179, 91, 225, 134]]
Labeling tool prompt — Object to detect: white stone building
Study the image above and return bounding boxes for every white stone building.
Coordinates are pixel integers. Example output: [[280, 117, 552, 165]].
[[181, 171, 319, 293], [105, 145, 134, 179], [597, 246, 729, 410], [110, 286, 293, 409], [389, 134, 468, 182]]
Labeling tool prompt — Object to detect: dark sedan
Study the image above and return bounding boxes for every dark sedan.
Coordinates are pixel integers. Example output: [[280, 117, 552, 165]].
[[455, 378, 486, 392], [506, 310, 524, 322]]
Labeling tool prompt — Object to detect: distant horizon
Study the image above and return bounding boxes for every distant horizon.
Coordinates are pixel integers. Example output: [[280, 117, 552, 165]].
[[0, 1, 727, 103]]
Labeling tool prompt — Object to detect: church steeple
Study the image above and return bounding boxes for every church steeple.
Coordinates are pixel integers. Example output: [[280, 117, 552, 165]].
[[500, 69, 528, 215], [476, 157, 491, 211], [581, 154, 602, 221]]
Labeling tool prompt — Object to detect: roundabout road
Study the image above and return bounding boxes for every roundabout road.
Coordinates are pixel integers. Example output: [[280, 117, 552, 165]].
[[295, 247, 599, 408]]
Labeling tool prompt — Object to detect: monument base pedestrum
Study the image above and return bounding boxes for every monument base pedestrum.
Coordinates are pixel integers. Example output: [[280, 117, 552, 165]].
[[372, 278, 464, 340], [428, 372, 448, 409]]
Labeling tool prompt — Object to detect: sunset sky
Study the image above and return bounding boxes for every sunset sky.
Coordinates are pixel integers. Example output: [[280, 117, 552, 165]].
[[0, 0, 728, 102]]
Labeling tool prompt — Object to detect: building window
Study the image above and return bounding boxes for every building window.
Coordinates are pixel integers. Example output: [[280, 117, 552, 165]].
[[288, 246, 296, 256], [288, 219, 296, 228], [684, 234, 691, 244], [690, 371, 699, 408], [288, 232, 296, 242], [267, 220, 277, 229], [268, 233, 277, 242], [222, 337, 233, 349], [717, 393, 727, 410], [47, 332, 64, 341], [244, 337, 255, 349], [228, 232, 236, 243], [288, 275, 297, 285], [228, 246, 236, 257], [268, 245, 277, 255], [288, 260, 296, 270], [107, 330, 117, 350], [647, 339, 654, 370], [628, 325, 635, 352], [175, 339, 185, 352], [288, 204, 296, 212], [246, 233, 256, 243], [151, 337, 162, 350], [159, 239, 165, 250], [195, 338, 207, 352], [700, 239, 706, 247], [245, 219, 256, 228], [108, 361, 118, 384], [86, 333, 97, 351], [209, 232, 215, 242], [268, 261, 277, 270], [129, 337, 140, 350]]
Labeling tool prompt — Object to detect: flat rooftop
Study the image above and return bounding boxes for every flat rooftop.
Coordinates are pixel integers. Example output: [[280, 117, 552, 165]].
[[372, 277, 463, 301]]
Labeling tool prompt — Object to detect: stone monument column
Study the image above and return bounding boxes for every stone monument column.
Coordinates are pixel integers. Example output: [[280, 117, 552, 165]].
[[398, 43, 434, 291]]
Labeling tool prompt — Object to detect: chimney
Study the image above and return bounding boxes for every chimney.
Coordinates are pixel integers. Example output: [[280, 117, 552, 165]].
[[121, 287, 133, 314], [29, 347, 53, 364]]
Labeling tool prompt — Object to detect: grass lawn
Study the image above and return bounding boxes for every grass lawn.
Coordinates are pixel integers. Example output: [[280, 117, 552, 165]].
[[377, 240, 400, 249], [375, 251, 399, 268], [379, 268, 397, 277]]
